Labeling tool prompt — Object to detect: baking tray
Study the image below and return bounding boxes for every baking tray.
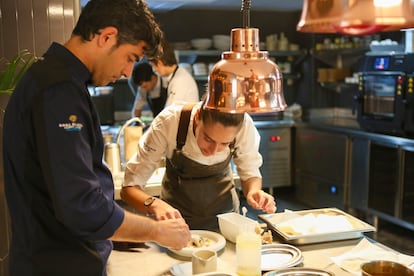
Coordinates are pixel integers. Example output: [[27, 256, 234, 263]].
[[258, 208, 376, 245]]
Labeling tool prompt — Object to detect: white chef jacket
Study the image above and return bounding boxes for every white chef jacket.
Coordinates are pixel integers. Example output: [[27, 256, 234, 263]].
[[164, 67, 200, 107], [124, 102, 263, 189]]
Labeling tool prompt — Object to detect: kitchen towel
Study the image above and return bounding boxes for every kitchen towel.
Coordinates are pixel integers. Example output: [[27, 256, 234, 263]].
[[330, 238, 414, 275]]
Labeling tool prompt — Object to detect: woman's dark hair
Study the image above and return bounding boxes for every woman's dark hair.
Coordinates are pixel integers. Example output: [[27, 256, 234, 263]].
[[72, 0, 163, 59], [199, 107, 245, 129], [132, 62, 155, 85]]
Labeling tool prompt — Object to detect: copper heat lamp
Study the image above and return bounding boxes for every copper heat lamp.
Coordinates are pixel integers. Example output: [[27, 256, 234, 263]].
[[203, 0, 287, 113], [297, 0, 414, 36]]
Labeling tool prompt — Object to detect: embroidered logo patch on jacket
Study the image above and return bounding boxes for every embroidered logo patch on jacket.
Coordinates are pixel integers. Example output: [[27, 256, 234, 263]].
[[58, 115, 83, 132]]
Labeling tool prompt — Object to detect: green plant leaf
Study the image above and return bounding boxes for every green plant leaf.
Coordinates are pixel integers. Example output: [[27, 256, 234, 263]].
[[0, 49, 39, 93]]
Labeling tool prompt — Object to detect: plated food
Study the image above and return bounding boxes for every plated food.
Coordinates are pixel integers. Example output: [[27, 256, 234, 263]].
[[188, 233, 211, 248], [169, 230, 226, 258]]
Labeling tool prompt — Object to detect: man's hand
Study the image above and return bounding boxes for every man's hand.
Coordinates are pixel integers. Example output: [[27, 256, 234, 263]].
[[153, 218, 191, 250]]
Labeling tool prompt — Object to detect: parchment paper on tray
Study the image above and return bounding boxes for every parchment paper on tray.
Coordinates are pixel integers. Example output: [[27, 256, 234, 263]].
[[259, 208, 376, 245], [329, 238, 414, 275]]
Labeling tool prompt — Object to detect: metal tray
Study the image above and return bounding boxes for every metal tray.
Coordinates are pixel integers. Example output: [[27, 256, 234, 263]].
[[263, 267, 334, 276], [258, 208, 376, 245]]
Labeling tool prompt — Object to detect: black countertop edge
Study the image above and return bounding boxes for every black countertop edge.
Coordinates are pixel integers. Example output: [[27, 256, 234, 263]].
[[296, 118, 414, 149]]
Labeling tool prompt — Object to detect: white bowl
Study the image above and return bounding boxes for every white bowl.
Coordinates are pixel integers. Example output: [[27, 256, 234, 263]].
[[213, 35, 230, 51], [191, 38, 213, 50], [217, 212, 257, 243]]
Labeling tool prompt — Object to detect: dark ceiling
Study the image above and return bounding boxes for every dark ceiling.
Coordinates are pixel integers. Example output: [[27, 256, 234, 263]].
[[80, 0, 304, 12]]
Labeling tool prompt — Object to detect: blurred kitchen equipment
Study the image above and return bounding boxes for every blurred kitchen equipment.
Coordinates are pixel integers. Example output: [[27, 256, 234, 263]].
[[204, 0, 287, 113], [354, 52, 414, 136], [283, 103, 302, 119], [297, 0, 414, 36], [361, 260, 414, 276], [91, 87, 114, 125], [104, 143, 122, 174], [115, 117, 145, 164], [102, 132, 113, 144], [103, 117, 145, 174]]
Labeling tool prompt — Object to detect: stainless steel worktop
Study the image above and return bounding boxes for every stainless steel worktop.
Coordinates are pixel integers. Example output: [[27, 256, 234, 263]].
[[297, 117, 414, 149], [107, 232, 409, 276]]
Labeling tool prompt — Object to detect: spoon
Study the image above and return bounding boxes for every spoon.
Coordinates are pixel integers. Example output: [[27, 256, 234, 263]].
[[242, 206, 248, 217]]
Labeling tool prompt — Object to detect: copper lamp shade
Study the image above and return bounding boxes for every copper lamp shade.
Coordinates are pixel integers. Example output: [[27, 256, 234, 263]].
[[297, 0, 414, 36], [203, 0, 287, 114]]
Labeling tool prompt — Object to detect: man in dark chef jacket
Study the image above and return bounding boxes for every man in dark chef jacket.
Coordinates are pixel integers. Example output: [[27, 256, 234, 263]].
[[130, 62, 167, 118], [121, 101, 277, 230], [2, 0, 190, 275]]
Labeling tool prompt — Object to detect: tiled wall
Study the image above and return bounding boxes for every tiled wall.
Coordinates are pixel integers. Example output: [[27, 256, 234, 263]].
[[0, 1, 79, 275], [0, 0, 80, 59]]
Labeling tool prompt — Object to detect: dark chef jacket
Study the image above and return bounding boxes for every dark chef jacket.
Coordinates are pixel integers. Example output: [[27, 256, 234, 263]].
[[3, 42, 124, 276]]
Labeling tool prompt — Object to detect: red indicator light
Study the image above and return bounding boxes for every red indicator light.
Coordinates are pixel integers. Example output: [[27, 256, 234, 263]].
[[398, 76, 404, 85], [269, 135, 281, 142]]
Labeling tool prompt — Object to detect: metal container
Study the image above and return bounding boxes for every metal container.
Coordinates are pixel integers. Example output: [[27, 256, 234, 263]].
[[361, 261, 414, 276], [263, 267, 334, 276], [259, 208, 376, 245], [104, 143, 121, 174]]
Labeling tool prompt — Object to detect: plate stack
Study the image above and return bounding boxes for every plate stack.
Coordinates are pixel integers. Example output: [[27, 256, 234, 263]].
[[261, 244, 303, 271], [191, 38, 212, 50], [213, 35, 230, 51], [192, 63, 208, 76]]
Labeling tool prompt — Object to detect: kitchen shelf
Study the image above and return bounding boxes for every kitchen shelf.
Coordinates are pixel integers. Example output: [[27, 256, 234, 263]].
[[311, 47, 368, 68], [177, 49, 307, 56], [319, 82, 359, 93], [192, 72, 301, 82], [177, 49, 308, 64], [177, 49, 307, 83]]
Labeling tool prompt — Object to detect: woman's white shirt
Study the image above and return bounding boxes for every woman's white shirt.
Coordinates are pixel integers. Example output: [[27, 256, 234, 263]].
[[123, 102, 263, 189]]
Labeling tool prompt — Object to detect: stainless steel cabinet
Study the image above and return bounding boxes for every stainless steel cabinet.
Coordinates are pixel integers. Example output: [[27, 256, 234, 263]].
[[256, 125, 292, 189], [350, 137, 414, 231], [294, 128, 350, 209]]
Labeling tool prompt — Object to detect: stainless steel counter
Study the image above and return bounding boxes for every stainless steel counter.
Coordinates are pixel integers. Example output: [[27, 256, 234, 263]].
[[107, 235, 393, 276], [297, 117, 414, 149], [295, 115, 414, 231]]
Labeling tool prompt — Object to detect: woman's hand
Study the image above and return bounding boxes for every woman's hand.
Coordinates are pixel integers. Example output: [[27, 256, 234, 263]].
[[246, 190, 277, 214], [149, 198, 184, 220]]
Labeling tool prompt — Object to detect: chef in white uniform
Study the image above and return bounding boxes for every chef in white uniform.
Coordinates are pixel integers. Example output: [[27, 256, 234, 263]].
[[122, 101, 276, 230]]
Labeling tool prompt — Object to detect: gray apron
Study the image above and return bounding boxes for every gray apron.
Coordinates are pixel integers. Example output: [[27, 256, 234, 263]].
[[160, 104, 240, 230]]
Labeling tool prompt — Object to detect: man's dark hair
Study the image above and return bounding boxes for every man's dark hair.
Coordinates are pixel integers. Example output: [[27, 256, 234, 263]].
[[149, 40, 177, 66], [132, 62, 156, 85], [72, 0, 163, 59]]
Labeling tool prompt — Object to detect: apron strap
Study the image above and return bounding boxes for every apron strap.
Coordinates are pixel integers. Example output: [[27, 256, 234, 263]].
[[176, 103, 196, 150]]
